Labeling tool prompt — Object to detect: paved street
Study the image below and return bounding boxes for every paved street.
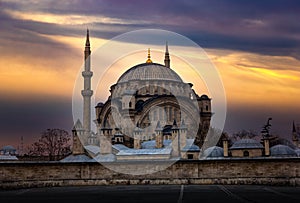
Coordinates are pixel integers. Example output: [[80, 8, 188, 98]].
[[1, 185, 300, 203]]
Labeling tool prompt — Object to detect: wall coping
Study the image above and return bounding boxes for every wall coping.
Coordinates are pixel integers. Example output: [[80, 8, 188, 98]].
[[0, 157, 299, 165]]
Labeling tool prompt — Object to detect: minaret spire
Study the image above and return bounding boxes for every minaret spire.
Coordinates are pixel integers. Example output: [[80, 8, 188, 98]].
[[166, 41, 169, 53], [164, 41, 170, 68], [293, 121, 296, 133], [292, 121, 299, 147], [84, 29, 91, 60], [81, 29, 93, 138], [85, 28, 90, 47]]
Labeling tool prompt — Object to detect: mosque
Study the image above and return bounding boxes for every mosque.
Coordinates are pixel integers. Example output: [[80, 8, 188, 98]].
[[62, 30, 300, 162]]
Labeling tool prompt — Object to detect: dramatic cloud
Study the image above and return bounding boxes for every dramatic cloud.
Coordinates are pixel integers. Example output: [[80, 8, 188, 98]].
[[2, 0, 300, 57], [1, 0, 300, 147]]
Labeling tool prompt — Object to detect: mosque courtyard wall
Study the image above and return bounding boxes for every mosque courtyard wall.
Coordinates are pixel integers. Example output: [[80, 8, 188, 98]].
[[1, 158, 299, 189]]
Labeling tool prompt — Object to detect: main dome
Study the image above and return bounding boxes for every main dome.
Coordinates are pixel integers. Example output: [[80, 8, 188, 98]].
[[117, 63, 183, 83]]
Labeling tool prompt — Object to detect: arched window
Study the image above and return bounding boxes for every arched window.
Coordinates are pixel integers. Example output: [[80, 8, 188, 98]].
[[243, 151, 249, 157], [206, 105, 209, 111], [129, 101, 132, 108]]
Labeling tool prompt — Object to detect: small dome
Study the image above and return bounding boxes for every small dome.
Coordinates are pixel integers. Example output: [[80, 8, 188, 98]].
[[117, 63, 183, 83], [230, 139, 263, 150], [203, 146, 224, 157], [270, 145, 297, 157], [1, 145, 16, 151], [1, 145, 17, 155], [200, 94, 210, 100], [181, 139, 200, 152]]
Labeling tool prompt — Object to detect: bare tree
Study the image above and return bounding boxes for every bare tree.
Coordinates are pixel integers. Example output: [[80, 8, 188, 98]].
[[270, 136, 296, 149], [230, 129, 260, 141], [28, 129, 71, 160]]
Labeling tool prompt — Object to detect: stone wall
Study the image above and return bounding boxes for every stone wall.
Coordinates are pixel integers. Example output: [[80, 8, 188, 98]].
[[0, 158, 299, 189]]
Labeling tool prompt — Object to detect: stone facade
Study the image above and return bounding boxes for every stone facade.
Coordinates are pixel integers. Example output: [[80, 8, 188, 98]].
[[230, 148, 263, 157], [229, 139, 264, 158], [1, 158, 300, 189]]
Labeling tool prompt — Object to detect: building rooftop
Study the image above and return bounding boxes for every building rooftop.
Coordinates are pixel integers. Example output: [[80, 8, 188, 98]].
[[85, 145, 100, 155], [60, 154, 93, 163], [141, 140, 172, 149], [0, 155, 18, 160], [117, 148, 172, 156], [230, 139, 264, 150]]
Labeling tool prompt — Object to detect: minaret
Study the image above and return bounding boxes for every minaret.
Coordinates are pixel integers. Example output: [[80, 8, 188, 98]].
[[164, 42, 170, 68], [81, 29, 93, 135], [292, 121, 298, 147]]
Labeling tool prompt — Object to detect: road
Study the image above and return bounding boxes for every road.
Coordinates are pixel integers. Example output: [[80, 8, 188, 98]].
[[1, 185, 300, 203]]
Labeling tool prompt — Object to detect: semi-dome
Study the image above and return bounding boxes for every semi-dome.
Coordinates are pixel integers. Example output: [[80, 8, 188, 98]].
[[117, 63, 183, 83], [270, 145, 297, 157], [230, 139, 264, 150]]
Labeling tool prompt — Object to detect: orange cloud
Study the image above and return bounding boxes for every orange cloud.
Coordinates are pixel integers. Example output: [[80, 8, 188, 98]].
[[207, 49, 300, 109]]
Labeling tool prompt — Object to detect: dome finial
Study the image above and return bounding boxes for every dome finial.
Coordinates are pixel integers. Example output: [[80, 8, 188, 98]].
[[293, 120, 296, 133], [146, 48, 152, 63]]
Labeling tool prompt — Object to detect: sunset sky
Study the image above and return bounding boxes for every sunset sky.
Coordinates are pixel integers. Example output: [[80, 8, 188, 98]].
[[1, 0, 300, 148]]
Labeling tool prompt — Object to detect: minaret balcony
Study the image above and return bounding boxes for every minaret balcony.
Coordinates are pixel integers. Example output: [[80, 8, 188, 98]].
[[82, 71, 93, 77], [81, 90, 93, 96]]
